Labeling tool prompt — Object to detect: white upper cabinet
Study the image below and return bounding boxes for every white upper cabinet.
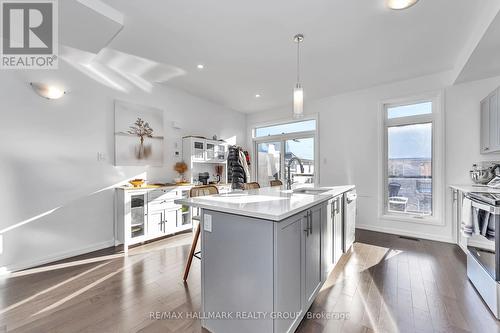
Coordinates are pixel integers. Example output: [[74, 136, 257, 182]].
[[183, 137, 227, 163], [191, 138, 206, 161], [481, 88, 500, 154], [205, 141, 216, 162]]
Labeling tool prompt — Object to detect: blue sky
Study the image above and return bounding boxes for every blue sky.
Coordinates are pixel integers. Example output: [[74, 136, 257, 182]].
[[387, 102, 432, 119]]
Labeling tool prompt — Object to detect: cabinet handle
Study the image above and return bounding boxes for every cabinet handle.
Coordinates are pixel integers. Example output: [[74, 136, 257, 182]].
[[308, 211, 312, 235], [304, 212, 309, 236]]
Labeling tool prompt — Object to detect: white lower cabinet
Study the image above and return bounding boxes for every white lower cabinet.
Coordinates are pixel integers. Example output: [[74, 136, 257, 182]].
[[116, 188, 192, 250], [147, 210, 165, 238]]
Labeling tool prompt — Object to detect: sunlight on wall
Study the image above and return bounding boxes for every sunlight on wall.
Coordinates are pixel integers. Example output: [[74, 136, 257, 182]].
[[60, 46, 185, 93], [0, 172, 147, 236], [0, 172, 149, 274]]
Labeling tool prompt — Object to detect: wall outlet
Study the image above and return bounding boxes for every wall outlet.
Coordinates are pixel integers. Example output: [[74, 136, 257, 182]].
[[204, 214, 212, 232], [97, 152, 106, 162]]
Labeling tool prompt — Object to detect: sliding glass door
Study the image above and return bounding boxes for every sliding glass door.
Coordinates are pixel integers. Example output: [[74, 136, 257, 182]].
[[254, 119, 317, 188], [256, 141, 282, 186], [285, 137, 315, 186], [256, 136, 315, 188]]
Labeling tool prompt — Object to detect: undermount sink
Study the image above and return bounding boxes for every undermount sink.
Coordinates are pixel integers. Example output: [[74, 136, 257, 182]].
[[292, 188, 330, 195]]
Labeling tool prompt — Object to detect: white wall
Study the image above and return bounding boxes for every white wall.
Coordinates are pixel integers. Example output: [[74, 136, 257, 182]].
[[247, 72, 500, 243], [0, 62, 246, 272]]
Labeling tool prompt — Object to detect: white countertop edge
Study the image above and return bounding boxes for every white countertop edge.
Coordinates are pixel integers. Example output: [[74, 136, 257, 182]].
[[183, 196, 333, 221], [175, 185, 355, 222], [449, 184, 500, 193]]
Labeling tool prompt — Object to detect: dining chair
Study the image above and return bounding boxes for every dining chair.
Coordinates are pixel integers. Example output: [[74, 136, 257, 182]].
[[270, 179, 283, 187], [183, 185, 219, 282], [243, 182, 261, 190]]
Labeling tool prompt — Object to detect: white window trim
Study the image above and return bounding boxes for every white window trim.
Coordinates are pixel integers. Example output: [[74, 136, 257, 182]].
[[251, 114, 320, 186], [378, 92, 445, 226]]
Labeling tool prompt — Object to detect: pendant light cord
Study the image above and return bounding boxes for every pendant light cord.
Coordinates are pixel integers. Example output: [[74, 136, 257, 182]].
[[296, 38, 300, 83]]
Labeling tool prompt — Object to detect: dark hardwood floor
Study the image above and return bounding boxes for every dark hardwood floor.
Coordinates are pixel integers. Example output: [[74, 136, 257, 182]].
[[1, 229, 499, 332]]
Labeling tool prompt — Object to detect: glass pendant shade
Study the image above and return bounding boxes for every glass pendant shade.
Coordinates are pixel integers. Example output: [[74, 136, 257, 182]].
[[293, 84, 304, 118], [292, 34, 304, 119]]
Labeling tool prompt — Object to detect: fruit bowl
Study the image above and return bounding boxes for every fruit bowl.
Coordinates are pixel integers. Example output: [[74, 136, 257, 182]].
[[129, 179, 145, 187]]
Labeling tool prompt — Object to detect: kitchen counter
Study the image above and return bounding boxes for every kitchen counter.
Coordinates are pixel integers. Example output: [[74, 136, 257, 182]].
[[449, 184, 500, 193], [174, 185, 355, 221], [185, 184, 355, 333]]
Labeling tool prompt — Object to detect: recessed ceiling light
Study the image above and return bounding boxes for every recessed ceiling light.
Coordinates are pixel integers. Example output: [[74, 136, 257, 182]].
[[386, 0, 419, 10], [197, 64, 204, 69], [255, 94, 261, 98]]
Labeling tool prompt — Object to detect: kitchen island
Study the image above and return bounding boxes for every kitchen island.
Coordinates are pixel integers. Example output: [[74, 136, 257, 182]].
[[175, 185, 356, 333]]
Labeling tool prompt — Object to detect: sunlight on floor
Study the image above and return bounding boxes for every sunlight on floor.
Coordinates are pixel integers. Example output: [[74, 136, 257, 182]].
[[31, 252, 154, 317], [0, 261, 112, 315]]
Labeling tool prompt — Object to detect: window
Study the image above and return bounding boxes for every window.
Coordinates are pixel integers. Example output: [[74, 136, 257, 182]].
[[254, 119, 317, 188], [383, 98, 441, 220], [254, 119, 316, 137], [387, 101, 432, 119]]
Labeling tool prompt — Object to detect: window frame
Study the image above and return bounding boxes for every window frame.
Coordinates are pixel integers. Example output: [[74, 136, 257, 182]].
[[254, 119, 317, 138], [252, 115, 319, 186], [379, 92, 444, 225]]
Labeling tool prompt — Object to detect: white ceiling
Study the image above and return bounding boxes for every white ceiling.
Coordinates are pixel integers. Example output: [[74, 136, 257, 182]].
[[89, 0, 493, 112], [456, 11, 500, 84]]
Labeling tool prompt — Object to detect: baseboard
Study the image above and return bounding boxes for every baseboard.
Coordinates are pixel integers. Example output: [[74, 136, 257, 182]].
[[356, 224, 455, 244], [4, 239, 116, 273]]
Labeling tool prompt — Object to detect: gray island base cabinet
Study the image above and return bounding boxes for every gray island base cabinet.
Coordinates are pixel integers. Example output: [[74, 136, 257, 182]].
[[200, 202, 329, 333]]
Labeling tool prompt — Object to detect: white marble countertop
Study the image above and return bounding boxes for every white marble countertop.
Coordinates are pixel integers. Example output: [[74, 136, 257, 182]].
[[174, 185, 355, 221], [449, 184, 500, 193]]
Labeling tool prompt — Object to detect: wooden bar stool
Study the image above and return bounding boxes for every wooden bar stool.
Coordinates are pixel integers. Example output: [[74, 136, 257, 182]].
[[270, 179, 283, 187], [183, 185, 219, 282], [243, 182, 260, 190]]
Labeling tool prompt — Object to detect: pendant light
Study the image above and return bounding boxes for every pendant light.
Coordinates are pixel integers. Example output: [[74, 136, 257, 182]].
[[293, 34, 304, 119]]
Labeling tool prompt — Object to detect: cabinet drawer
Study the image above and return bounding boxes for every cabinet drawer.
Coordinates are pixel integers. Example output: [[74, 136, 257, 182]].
[[148, 189, 179, 202], [148, 200, 167, 212], [149, 199, 180, 212]]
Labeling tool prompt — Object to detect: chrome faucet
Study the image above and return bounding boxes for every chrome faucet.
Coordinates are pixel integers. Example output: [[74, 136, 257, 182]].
[[286, 157, 304, 190]]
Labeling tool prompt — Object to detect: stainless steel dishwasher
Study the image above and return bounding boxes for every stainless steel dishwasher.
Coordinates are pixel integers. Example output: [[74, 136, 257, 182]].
[[465, 192, 500, 319], [343, 189, 357, 252]]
